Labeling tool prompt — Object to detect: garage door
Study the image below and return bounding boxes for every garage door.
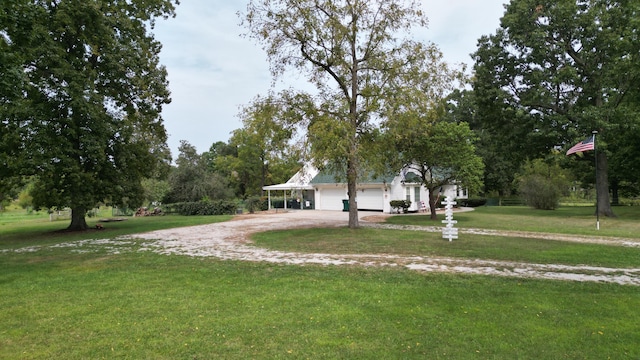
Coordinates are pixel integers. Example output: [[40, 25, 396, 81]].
[[318, 187, 347, 211], [356, 188, 384, 211]]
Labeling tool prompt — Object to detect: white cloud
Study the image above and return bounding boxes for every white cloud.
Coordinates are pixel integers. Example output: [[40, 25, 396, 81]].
[[153, 0, 508, 157]]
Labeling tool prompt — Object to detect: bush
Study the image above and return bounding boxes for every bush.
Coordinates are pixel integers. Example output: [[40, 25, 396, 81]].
[[519, 175, 563, 210], [458, 198, 487, 207], [517, 159, 571, 210], [165, 200, 236, 216], [259, 197, 270, 211], [390, 200, 411, 213], [245, 196, 268, 214]]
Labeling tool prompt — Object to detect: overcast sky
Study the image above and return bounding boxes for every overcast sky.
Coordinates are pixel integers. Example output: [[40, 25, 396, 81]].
[[152, 0, 509, 158]]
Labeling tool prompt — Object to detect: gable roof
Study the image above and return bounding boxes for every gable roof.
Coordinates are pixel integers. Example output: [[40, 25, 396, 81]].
[[402, 171, 422, 183], [262, 163, 318, 191]]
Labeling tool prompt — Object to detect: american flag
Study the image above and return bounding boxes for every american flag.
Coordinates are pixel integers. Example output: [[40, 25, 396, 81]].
[[566, 135, 595, 155]]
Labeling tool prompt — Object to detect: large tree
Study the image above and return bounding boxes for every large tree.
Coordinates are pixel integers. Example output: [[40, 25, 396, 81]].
[[242, 0, 435, 228], [1, 0, 177, 230], [385, 103, 484, 220], [0, 2, 27, 206], [378, 46, 480, 220], [473, 0, 640, 217]]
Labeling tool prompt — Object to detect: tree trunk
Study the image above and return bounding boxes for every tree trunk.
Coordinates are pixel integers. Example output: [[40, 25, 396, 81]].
[[346, 13, 359, 230], [596, 152, 616, 217], [67, 206, 88, 231], [610, 178, 619, 206], [428, 187, 438, 220], [347, 156, 359, 229]]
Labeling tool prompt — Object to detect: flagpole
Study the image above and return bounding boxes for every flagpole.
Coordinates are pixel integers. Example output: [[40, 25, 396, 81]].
[[593, 130, 599, 230]]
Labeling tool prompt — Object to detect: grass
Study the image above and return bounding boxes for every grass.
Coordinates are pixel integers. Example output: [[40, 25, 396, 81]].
[[0, 208, 232, 248], [386, 205, 640, 238], [2, 251, 639, 359], [2, 205, 640, 358], [251, 227, 640, 268], [252, 205, 640, 268]]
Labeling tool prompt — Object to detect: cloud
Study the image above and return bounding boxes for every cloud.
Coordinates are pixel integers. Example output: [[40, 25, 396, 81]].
[[424, 1, 507, 64], [153, 0, 508, 157]]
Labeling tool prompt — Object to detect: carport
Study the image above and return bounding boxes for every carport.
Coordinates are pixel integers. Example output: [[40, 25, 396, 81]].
[[262, 183, 315, 210]]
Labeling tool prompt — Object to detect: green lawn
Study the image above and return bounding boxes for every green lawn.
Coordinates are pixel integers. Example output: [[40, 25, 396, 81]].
[[386, 205, 640, 238], [2, 251, 639, 359], [1, 206, 640, 359], [0, 209, 232, 248], [251, 227, 640, 268]]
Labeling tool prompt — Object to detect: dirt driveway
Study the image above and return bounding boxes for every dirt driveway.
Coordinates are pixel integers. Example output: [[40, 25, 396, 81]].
[[126, 210, 640, 286]]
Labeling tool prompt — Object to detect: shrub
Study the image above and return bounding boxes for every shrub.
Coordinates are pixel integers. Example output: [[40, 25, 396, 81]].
[[260, 197, 270, 211], [458, 198, 487, 207], [245, 196, 267, 214], [165, 200, 236, 216], [516, 159, 571, 210], [519, 176, 562, 210], [390, 200, 411, 213]]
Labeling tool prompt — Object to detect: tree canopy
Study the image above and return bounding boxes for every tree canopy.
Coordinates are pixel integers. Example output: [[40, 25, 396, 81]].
[[205, 94, 304, 198], [242, 0, 450, 228], [165, 141, 234, 203], [473, 0, 640, 216], [0, 0, 177, 230], [385, 103, 484, 219]]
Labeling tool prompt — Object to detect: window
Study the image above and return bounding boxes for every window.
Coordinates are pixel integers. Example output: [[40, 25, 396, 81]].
[[414, 187, 421, 204], [405, 187, 411, 202]]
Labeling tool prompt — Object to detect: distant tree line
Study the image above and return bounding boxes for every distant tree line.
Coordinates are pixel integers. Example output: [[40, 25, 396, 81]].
[[3, 0, 639, 229]]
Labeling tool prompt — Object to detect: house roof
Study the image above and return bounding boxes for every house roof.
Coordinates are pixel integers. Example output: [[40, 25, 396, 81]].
[[402, 172, 422, 183], [262, 163, 318, 191], [264, 164, 421, 192], [262, 183, 314, 191]]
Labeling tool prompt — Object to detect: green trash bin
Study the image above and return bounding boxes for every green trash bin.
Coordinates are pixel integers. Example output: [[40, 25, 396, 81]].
[[342, 199, 349, 212]]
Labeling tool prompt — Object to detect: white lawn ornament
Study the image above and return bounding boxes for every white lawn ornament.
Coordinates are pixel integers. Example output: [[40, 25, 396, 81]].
[[441, 196, 458, 241]]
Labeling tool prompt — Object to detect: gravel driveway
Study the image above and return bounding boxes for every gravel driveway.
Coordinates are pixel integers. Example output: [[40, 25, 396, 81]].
[[125, 210, 640, 286]]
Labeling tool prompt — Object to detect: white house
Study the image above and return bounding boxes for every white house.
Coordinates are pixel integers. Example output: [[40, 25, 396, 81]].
[[310, 169, 464, 213], [263, 164, 467, 213]]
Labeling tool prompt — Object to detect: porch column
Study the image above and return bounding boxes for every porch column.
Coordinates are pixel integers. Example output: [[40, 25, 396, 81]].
[[284, 190, 287, 209]]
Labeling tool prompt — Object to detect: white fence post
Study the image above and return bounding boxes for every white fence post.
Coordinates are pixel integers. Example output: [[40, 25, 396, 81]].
[[441, 196, 458, 241]]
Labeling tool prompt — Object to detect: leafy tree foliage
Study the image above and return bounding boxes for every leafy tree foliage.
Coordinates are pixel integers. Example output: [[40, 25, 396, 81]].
[[242, 0, 435, 228], [607, 124, 640, 203], [375, 44, 481, 220], [202, 141, 237, 173], [212, 95, 304, 198], [1, 0, 178, 230], [473, 0, 640, 217], [386, 104, 484, 220], [141, 178, 170, 206], [0, 2, 27, 205], [165, 141, 234, 203], [446, 89, 550, 197]]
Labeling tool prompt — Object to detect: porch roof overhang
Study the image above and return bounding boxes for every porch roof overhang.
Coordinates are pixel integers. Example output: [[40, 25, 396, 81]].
[[262, 183, 314, 191]]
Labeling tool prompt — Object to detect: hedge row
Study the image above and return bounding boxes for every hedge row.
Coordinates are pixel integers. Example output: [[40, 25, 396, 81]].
[[164, 201, 237, 216], [457, 198, 487, 207]]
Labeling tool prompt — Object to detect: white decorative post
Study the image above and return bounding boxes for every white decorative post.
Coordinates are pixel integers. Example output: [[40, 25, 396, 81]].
[[441, 196, 458, 241]]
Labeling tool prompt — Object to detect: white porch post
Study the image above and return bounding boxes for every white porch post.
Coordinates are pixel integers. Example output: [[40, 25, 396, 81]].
[[267, 190, 272, 210]]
